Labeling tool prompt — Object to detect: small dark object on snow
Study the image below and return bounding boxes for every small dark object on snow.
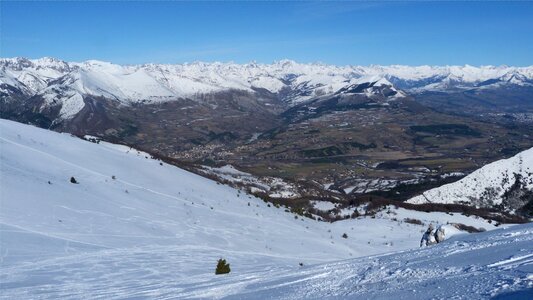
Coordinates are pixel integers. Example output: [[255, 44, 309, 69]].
[[215, 258, 231, 275], [48, 181, 52, 185], [404, 218, 423, 225], [299, 262, 304, 267], [112, 175, 116, 180], [342, 233, 348, 239], [70, 177, 78, 184]]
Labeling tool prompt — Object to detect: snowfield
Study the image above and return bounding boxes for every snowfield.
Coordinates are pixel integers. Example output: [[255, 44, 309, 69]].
[[189, 224, 533, 299], [0, 119, 531, 299]]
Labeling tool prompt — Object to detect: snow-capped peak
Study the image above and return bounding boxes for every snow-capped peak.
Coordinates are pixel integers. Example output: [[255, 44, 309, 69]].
[[2, 57, 532, 120]]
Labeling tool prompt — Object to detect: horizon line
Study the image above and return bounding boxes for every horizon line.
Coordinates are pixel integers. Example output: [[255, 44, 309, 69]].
[[2, 56, 533, 69]]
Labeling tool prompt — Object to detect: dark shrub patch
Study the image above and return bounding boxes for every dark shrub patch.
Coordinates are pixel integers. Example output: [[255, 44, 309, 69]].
[[215, 259, 231, 275], [301, 146, 344, 158], [451, 223, 486, 233], [404, 218, 423, 225], [410, 124, 481, 137]]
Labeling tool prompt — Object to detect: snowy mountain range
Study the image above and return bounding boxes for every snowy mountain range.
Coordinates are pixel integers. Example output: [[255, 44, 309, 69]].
[[2, 118, 531, 299], [2, 57, 533, 120]]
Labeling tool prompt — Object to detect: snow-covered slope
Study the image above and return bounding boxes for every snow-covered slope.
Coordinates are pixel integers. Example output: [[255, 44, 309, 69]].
[[0, 119, 505, 298], [0, 118, 397, 264], [177, 223, 533, 299], [408, 147, 533, 212], [2, 57, 532, 120]]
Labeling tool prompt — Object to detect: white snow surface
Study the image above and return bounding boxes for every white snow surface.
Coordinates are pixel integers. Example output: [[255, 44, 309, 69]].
[[408, 147, 533, 206], [2, 57, 533, 120], [0, 119, 529, 299], [185, 223, 533, 299], [200, 165, 300, 199], [311, 201, 337, 212]]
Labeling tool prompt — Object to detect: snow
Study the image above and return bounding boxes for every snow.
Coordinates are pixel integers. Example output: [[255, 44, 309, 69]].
[[58, 92, 85, 119], [0, 119, 529, 299], [343, 186, 357, 194], [2, 57, 532, 121], [200, 165, 299, 198], [250, 76, 285, 93], [190, 223, 533, 299], [340, 178, 405, 195], [200, 165, 270, 191], [311, 200, 337, 212], [408, 147, 533, 206], [322, 182, 334, 190], [213, 164, 250, 176], [269, 191, 298, 199], [383, 206, 496, 232]]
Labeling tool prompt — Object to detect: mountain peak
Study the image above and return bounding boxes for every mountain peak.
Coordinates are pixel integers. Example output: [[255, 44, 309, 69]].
[[1, 56, 533, 120]]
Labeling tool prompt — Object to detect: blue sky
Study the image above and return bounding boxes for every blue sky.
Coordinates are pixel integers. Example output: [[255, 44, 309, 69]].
[[1, 1, 532, 66]]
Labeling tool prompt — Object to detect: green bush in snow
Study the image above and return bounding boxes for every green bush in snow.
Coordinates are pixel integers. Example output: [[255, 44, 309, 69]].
[[215, 258, 231, 275]]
